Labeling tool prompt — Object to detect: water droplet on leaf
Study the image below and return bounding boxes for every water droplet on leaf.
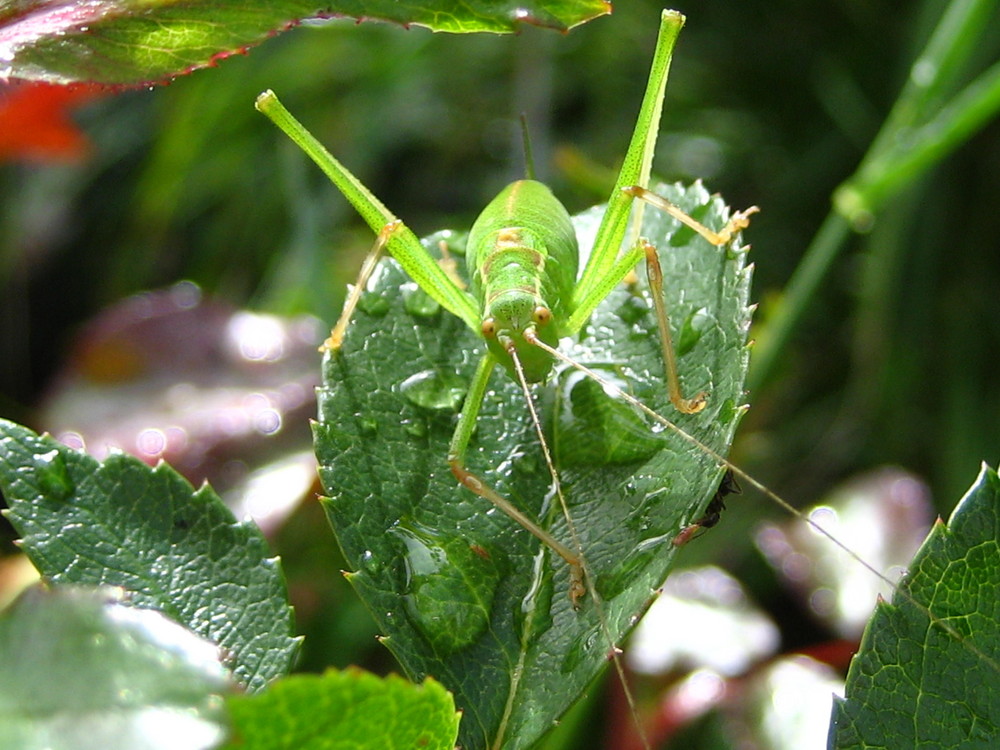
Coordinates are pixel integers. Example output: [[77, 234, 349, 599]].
[[614, 295, 649, 326], [513, 452, 539, 476], [402, 419, 427, 438], [552, 369, 664, 466], [598, 534, 669, 600], [516, 548, 554, 639], [32, 448, 73, 501], [678, 306, 712, 355], [391, 521, 499, 654], [400, 370, 467, 411], [402, 283, 441, 318], [358, 290, 390, 317], [560, 627, 602, 674]]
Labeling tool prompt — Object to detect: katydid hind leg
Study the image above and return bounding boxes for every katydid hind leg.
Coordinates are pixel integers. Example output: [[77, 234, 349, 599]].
[[256, 89, 481, 334], [568, 10, 686, 332]]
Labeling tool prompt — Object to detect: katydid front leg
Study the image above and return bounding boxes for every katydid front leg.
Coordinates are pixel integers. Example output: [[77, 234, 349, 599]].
[[323, 225, 469, 352]]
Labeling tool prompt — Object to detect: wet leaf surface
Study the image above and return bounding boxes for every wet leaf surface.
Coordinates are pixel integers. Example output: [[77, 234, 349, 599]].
[[315, 182, 754, 749]]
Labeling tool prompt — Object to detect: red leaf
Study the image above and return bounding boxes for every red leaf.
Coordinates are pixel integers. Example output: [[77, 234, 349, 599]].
[[0, 81, 104, 162]]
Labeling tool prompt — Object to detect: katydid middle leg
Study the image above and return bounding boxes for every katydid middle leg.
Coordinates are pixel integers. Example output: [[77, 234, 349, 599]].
[[625, 191, 758, 414], [631, 189, 758, 413], [447, 351, 587, 605], [625, 185, 759, 245]]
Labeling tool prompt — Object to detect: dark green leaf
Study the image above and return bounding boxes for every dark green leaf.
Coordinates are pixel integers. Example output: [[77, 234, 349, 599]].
[[0, 586, 231, 750], [222, 668, 460, 750], [314, 182, 754, 750], [830, 463, 1000, 748], [0, 0, 610, 85], [0, 419, 300, 692]]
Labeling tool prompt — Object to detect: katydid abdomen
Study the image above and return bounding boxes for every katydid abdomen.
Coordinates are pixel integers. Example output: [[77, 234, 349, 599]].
[[467, 179, 578, 383]]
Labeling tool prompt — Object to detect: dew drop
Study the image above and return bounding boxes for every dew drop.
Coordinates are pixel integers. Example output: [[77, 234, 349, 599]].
[[391, 521, 499, 654], [359, 549, 378, 572], [357, 290, 390, 317], [597, 535, 668, 600], [402, 283, 441, 318], [678, 306, 712, 355], [516, 548, 554, 639], [512, 452, 539, 477], [560, 627, 602, 674], [400, 369, 467, 411], [614, 295, 649, 326], [552, 368, 664, 466], [32, 448, 73, 501], [402, 419, 427, 438], [358, 416, 378, 436]]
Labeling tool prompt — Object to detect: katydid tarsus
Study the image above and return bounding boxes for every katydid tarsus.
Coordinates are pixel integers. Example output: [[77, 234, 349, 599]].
[[256, 8, 986, 750]]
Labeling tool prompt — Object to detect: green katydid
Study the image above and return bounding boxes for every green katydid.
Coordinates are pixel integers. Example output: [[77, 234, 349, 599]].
[[258, 9, 758, 749], [256, 9, 755, 606], [255, 11, 1000, 750]]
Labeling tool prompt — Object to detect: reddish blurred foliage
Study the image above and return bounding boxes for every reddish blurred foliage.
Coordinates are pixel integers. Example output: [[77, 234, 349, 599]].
[[0, 81, 105, 162]]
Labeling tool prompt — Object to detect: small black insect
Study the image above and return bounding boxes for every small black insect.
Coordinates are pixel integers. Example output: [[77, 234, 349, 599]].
[[672, 469, 741, 546]]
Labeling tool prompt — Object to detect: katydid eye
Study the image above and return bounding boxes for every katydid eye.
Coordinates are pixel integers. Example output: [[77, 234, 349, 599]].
[[533, 306, 552, 326], [481, 318, 497, 338]]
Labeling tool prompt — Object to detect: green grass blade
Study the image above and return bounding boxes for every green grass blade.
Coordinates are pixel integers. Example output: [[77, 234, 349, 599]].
[[749, 0, 1000, 392]]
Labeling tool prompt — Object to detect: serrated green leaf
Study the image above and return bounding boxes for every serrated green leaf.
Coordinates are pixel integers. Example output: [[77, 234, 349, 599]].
[[0, 420, 299, 692], [314, 182, 753, 750], [221, 668, 460, 750], [0, 586, 231, 750], [0, 0, 610, 85], [830, 463, 1000, 748]]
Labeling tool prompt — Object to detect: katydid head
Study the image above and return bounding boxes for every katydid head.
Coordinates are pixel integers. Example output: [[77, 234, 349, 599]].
[[481, 295, 558, 383]]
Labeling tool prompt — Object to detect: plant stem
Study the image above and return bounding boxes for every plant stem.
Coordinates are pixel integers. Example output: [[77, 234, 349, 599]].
[[749, 0, 1000, 391]]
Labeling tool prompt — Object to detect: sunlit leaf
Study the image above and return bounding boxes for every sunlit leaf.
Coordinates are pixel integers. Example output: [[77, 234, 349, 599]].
[[222, 668, 460, 750], [0, 586, 231, 750], [0, 0, 610, 84], [0, 420, 300, 692], [830, 463, 1000, 748], [314, 182, 754, 750]]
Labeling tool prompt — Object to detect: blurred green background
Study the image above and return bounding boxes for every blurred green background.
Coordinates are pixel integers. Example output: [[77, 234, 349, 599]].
[[1, 0, 999, 744]]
